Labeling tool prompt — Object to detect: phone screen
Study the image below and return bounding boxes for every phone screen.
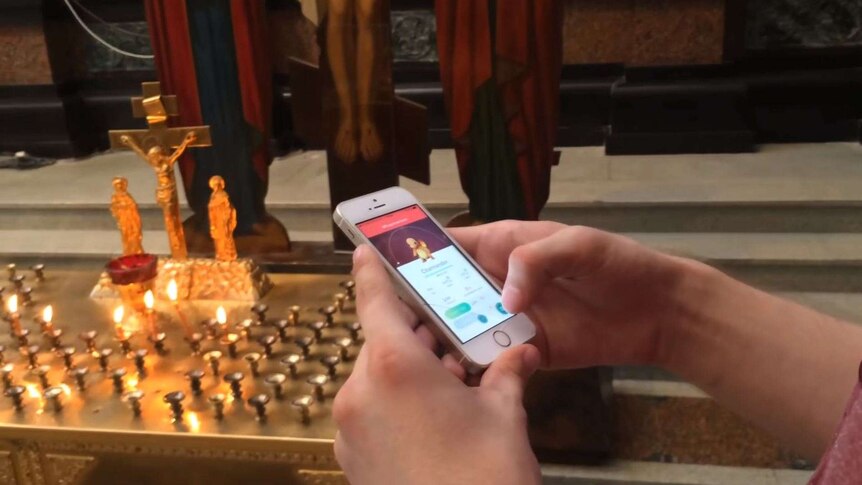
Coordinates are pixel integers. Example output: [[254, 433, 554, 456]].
[[356, 205, 514, 343]]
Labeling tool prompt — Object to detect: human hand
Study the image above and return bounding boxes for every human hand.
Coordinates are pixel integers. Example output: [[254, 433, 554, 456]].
[[451, 221, 695, 369], [333, 245, 542, 485]]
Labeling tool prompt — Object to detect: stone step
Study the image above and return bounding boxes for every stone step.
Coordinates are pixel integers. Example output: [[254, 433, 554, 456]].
[[541, 461, 811, 485], [605, 379, 812, 472], [632, 232, 862, 292], [8, 195, 862, 234], [6, 229, 862, 292], [5, 144, 862, 233]]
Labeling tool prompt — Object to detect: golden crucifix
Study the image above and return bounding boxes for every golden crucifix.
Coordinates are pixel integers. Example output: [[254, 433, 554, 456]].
[[109, 82, 212, 260]]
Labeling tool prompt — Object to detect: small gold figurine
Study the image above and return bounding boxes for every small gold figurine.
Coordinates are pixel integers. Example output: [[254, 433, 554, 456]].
[[110, 177, 144, 255], [120, 133, 196, 260], [208, 176, 238, 262]]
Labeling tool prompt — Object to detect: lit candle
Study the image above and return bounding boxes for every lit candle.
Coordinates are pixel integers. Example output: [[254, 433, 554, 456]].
[[216, 306, 227, 337], [6, 295, 21, 336], [167, 279, 192, 338], [41, 305, 54, 334], [144, 290, 157, 338], [113, 305, 126, 340], [187, 411, 201, 433]]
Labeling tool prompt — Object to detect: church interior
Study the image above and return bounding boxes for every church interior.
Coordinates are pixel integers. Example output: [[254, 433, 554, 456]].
[[0, 0, 860, 483]]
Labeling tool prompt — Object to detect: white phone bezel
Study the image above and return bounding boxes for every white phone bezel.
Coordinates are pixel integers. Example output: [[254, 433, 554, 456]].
[[333, 186, 536, 371]]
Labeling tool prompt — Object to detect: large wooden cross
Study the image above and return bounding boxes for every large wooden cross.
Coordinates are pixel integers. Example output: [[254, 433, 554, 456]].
[[109, 82, 212, 151]]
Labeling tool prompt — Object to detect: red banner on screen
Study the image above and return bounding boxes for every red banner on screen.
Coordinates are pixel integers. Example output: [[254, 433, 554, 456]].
[[357, 205, 427, 238]]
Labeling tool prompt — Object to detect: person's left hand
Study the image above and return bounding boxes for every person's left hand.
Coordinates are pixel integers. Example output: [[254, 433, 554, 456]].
[[333, 245, 542, 485]]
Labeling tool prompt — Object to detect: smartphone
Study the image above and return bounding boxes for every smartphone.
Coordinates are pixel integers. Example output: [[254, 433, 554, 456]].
[[333, 186, 536, 372]]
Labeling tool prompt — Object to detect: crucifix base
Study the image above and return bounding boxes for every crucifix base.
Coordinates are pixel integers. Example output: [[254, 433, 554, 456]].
[[91, 258, 272, 302]]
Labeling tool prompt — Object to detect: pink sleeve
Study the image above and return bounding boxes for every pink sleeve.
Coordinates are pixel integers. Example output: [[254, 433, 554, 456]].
[[808, 361, 862, 484]]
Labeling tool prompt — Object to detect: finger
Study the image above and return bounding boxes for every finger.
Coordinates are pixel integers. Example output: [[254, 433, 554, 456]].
[[449, 221, 565, 279], [441, 353, 467, 381], [414, 324, 440, 353], [479, 344, 541, 402], [352, 244, 421, 345], [502, 226, 612, 313], [333, 431, 353, 475]]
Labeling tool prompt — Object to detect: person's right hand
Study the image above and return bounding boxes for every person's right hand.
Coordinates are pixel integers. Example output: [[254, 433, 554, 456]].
[[451, 221, 701, 370]]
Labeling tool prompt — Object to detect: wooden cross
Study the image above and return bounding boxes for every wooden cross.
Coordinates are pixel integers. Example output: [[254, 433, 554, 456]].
[[109, 82, 212, 151]]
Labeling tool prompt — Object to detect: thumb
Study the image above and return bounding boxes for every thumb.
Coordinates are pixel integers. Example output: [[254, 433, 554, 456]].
[[480, 344, 541, 402]]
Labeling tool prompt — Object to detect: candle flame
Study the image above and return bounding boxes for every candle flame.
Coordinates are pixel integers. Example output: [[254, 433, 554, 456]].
[[167, 279, 178, 302], [26, 384, 40, 400], [127, 378, 138, 391], [144, 290, 154, 310], [188, 411, 201, 432], [216, 306, 227, 325], [42, 305, 53, 324], [113, 305, 124, 324], [59, 384, 72, 396], [7, 294, 17, 314]]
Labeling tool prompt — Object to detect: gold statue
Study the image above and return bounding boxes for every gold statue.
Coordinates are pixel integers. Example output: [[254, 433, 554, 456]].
[[110, 177, 144, 255], [109, 82, 212, 261], [120, 132, 196, 260], [208, 176, 238, 262]]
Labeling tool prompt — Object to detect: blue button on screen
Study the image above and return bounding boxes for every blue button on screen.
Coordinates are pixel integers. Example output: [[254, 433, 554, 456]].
[[495, 302, 509, 315]]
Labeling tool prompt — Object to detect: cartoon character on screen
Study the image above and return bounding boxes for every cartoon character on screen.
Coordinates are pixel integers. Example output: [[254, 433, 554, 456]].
[[406, 237, 434, 262]]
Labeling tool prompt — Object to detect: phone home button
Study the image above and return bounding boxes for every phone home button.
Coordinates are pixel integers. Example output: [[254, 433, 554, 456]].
[[492, 331, 511, 347]]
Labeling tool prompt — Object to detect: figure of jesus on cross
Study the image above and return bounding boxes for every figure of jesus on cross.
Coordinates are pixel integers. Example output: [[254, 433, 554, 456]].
[[109, 82, 211, 260]]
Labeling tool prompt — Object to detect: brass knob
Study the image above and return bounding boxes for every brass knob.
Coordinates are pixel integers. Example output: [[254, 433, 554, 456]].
[[204, 350, 223, 376], [281, 353, 301, 379], [273, 319, 290, 342], [111, 367, 127, 394], [291, 394, 314, 424], [264, 372, 287, 400], [220, 333, 240, 359], [71, 366, 89, 390], [186, 369, 206, 395], [31, 364, 50, 390], [133, 349, 148, 375], [320, 355, 341, 379], [288, 305, 302, 326], [224, 372, 245, 400], [244, 352, 262, 377], [58, 346, 76, 371], [163, 391, 186, 421], [258, 335, 277, 358], [247, 393, 270, 421], [209, 393, 226, 420], [43, 386, 64, 413], [123, 390, 145, 417], [251, 303, 269, 325], [332, 337, 354, 361], [307, 374, 329, 402]]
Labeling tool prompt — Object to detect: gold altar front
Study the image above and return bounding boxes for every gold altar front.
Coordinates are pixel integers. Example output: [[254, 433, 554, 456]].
[[0, 268, 352, 485]]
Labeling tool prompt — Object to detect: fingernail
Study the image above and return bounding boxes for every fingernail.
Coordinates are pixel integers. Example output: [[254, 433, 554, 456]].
[[501, 286, 523, 313], [522, 345, 541, 372], [352, 245, 367, 269]]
